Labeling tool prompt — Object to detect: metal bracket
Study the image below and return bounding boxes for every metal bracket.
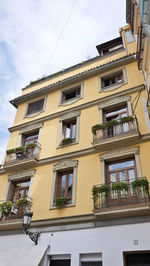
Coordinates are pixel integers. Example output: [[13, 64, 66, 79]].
[[25, 230, 40, 245]]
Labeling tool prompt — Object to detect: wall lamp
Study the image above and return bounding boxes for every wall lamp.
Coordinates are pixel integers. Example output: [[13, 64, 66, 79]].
[[23, 211, 40, 245]]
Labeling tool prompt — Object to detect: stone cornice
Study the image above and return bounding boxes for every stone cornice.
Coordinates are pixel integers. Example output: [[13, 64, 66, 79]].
[[9, 84, 144, 133], [10, 54, 136, 107]]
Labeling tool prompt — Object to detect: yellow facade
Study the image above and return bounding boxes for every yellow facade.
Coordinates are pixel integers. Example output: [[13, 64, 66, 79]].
[[0, 25, 150, 230]]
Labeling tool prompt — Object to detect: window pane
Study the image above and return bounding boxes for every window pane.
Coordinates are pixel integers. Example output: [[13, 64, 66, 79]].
[[68, 173, 73, 196], [27, 99, 44, 115], [126, 30, 135, 43], [66, 125, 71, 138], [110, 173, 116, 183], [81, 262, 102, 266], [119, 171, 126, 181], [72, 123, 76, 139], [109, 160, 134, 171], [50, 260, 71, 266], [128, 169, 135, 183], [60, 174, 66, 196], [106, 108, 127, 117]]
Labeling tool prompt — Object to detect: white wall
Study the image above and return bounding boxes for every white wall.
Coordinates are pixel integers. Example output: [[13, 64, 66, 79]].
[[0, 222, 150, 266]]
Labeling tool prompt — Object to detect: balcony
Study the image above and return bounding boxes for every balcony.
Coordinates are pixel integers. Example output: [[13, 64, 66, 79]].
[[92, 116, 140, 150], [93, 179, 150, 219], [4, 143, 41, 170], [0, 197, 32, 222]]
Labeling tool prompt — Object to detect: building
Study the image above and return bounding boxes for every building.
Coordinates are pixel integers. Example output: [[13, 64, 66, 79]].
[[0, 25, 150, 266], [126, 0, 150, 115]]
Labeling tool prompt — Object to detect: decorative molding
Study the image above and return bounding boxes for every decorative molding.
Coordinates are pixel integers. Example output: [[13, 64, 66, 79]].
[[9, 85, 144, 133], [98, 95, 131, 109], [59, 82, 84, 106], [8, 170, 35, 181], [99, 146, 139, 161], [59, 110, 80, 122], [53, 160, 78, 172], [20, 122, 43, 134]]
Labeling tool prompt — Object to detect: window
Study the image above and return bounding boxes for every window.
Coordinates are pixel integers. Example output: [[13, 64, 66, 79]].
[[81, 263, 102, 266], [50, 160, 78, 209], [124, 252, 150, 266], [101, 71, 124, 89], [103, 105, 129, 138], [23, 131, 39, 146], [62, 86, 80, 103], [9, 179, 30, 201], [58, 111, 80, 147], [56, 170, 73, 199], [125, 30, 135, 43], [63, 119, 76, 140], [26, 98, 44, 115], [50, 260, 70, 266]]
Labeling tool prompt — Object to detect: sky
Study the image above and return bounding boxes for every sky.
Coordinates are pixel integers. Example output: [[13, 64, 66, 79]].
[[0, 0, 126, 163]]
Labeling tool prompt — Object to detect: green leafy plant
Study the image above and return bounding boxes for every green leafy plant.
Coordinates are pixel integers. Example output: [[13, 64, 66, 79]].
[[55, 197, 68, 209], [105, 119, 119, 128], [15, 146, 26, 153], [92, 124, 105, 135], [62, 138, 73, 145], [6, 149, 15, 155], [111, 182, 128, 192], [119, 116, 135, 124], [26, 143, 37, 149], [15, 198, 31, 208], [131, 178, 149, 193], [92, 184, 108, 200], [0, 201, 12, 214]]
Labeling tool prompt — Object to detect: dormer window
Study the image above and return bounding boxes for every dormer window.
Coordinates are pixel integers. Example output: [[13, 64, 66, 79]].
[[96, 36, 123, 56]]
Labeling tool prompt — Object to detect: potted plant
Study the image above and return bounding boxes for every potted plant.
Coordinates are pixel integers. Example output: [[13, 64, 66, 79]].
[[15, 198, 31, 209], [26, 143, 37, 149], [62, 138, 73, 145], [119, 115, 135, 124], [55, 197, 68, 209], [92, 124, 106, 135], [15, 146, 26, 153], [6, 149, 15, 155], [131, 178, 149, 193], [92, 184, 108, 200], [105, 119, 119, 128], [0, 201, 12, 215], [111, 182, 128, 194]]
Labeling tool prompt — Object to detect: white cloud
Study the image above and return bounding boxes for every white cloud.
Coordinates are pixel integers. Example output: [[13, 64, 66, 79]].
[[0, 0, 126, 162]]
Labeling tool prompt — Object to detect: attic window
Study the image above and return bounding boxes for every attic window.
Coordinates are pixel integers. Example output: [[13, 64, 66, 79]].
[[101, 71, 124, 88], [62, 87, 81, 103]]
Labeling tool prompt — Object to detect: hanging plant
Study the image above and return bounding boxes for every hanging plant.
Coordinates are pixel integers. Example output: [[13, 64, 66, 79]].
[[131, 178, 149, 193], [62, 138, 73, 145], [15, 198, 31, 208], [111, 182, 128, 192], [15, 146, 26, 153], [55, 197, 68, 209], [105, 119, 119, 128], [0, 201, 12, 214], [6, 149, 15, 155], [26, 143, 37, 149], [119, 116, 135, 124], [92, 184, 108, 200], [92, 124, 105, 135]]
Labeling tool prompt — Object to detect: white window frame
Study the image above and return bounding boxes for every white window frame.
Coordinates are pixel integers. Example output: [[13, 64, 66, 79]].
[[50, 160, 78, 209], [24, 96, 47, 118], [59, 82, 84, 106], [98, 68, 127, 92], [57, 111, 80, 148]]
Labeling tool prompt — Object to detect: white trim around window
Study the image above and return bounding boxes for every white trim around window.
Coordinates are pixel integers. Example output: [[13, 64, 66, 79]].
[[98, 67, 127, 92], [24, 96, 47, 118], [59, 82, 84, 106], [50, 160, 78, 209]]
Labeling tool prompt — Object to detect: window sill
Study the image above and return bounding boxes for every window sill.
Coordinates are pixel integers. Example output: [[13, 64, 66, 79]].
[[57, 140, 78, 149], [99, 81, 127, 93], [50, 202, 75, 210], [59, 97, 82, 106], [24, 110, 44, 118]]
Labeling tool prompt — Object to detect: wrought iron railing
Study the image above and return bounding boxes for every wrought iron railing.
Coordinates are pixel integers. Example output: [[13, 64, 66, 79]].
[[0, 197, 32, 221], [92, 116, 139, 144], [4, 143, 41, 165], [93, 181, 150, 211]]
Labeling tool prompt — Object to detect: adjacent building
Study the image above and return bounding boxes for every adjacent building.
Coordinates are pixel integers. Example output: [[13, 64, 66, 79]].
[[0, 25, 150, 266]]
